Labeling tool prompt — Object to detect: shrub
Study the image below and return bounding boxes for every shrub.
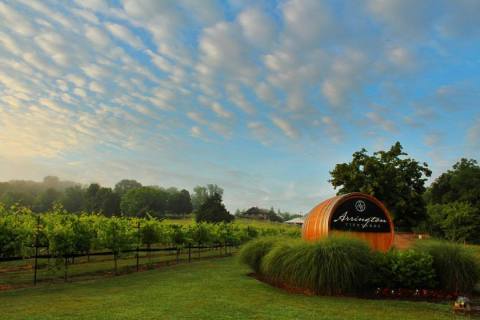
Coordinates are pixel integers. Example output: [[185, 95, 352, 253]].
[[238, 237, 280, 273], [371, 249, 436, 289], [415, 240, 480, 293], [260, 236, 375, 295]]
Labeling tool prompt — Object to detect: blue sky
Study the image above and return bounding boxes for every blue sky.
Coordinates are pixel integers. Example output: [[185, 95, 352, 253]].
[[0, 0, 479, 213]]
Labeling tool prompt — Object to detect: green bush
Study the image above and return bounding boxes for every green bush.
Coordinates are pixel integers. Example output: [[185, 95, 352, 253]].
[[415, 240, 480, 293], [238, 237, 281, 273], [371, 249, 436, 289], [260, 236, 375, 295]]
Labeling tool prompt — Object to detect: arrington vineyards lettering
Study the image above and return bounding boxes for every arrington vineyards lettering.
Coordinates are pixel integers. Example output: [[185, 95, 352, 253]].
[[333, 211, 387, 229], [329, 197, 391, 233]]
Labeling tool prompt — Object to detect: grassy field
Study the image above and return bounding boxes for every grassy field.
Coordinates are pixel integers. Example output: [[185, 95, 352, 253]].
[[162, 216, 302, 229], [0, 246, 233, 288], [0, 257, 461, 320]]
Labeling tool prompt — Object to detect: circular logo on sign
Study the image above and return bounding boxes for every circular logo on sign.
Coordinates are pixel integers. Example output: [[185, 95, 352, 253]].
[[355, 200, 366, 212]]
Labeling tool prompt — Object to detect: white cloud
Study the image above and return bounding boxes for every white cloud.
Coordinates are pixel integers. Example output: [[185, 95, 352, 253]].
[[271, 116, 299, 139], [238, 7, 276, 49], [366, 111, 397, 133], [320, 116, 343, 143], [190, 126, 202, 138], [248, 122, 271, 145], [387, 47, 415, 70], [197, 21, 256, 81], [281, 0, 337, 45], [85, 26, 111, 48], [0, 2, 35, 36], [211, 102, 233, 119], [89, 81, 106, 94], [105, 23, 143, 49]]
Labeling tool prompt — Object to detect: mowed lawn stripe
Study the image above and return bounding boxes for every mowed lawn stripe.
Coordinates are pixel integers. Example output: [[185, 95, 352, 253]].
[[0, 257, 457, 320]]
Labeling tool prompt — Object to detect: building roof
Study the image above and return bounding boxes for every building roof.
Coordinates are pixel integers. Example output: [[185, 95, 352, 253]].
[[284, 217, 304, 225]]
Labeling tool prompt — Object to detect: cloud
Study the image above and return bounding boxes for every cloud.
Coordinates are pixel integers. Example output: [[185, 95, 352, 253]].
[[105, 23, 143, 49], [190, 126, 203, 138], [210, 102, 233, 119], [467, 117, 480, 149], [319, 116, 343, 143], [367, 0, 436, 38], [424, 133, 441, 147], [281, 0, 338, 45], [271, 116, 299, 139], [238, 7, 276, 49], [0, 0, 477, 213], [366, 111, 397, 133], [248, 122, 271, 145], [85, 26, 111, 48]]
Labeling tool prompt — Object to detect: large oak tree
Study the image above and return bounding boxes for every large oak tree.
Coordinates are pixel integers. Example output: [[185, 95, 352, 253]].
[[329, 142, 431, 231]]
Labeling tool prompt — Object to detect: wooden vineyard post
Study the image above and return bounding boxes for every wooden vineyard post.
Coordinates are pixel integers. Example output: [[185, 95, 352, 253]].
[[33, 215, 40, 286], [64, 254, 68, 282], [188, 244, 191, 263], [136, 221, 140, 272], [112, 223, 118, 275]]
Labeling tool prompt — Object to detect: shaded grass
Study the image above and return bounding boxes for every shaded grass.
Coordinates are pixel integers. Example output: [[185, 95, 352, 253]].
[[0, 257, 462, 320]]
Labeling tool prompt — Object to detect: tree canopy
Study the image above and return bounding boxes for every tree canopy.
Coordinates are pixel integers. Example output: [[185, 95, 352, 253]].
[[423, 158, 480, 243], [114, 179, 142, 196], [195, 192, 233, 223], [426, 158, 480, 206], [191, 184, 224, 211], [120, 186, 168, 218], [329, 142, 431, 231]]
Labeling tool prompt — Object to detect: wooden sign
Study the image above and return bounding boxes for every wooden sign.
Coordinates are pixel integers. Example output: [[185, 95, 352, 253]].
[[302, 193, 394, 252]]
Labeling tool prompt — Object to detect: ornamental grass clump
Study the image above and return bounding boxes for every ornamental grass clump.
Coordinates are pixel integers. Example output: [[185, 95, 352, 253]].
[[238, 237, 282, 273], [415, 240, 480, 293], [260, 239, 307, 284], [260, 236, 375, 295]]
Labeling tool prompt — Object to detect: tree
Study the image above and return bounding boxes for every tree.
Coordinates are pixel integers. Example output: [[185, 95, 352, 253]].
[[329, 142, 431, 231], [62, 186, 86, 213], [43, 176, 60, 189], [195, 192, 233, 223], [426, 158, 480, 207], [426, 202, 479, 243], [34, 188, 62, 212], [0, 191, 35, 208], [85, 184, 120, 216], [191, 184, 223, 211], [114, 179, 142, 196], [167, 189, 192, 217], [120, 186, 168, 218]]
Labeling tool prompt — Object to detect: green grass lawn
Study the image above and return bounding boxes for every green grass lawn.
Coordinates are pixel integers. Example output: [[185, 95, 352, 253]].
[[0, 257, 461, 320], [0, 246, 232, 288]]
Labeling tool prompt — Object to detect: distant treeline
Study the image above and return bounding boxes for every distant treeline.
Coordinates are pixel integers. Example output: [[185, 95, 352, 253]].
[[0, 177, 194, 218], [0, 177, 299, 222]]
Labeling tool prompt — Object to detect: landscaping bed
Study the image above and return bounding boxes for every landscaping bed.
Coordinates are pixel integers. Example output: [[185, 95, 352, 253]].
[[239, 237, 480, 302]]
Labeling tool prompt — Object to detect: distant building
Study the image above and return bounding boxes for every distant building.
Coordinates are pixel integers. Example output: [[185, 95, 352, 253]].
[[284, 217, 304, 226]]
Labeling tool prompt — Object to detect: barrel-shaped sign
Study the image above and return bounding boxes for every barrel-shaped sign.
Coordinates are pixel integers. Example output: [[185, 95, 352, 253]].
[[302, 193, 394, 251]]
